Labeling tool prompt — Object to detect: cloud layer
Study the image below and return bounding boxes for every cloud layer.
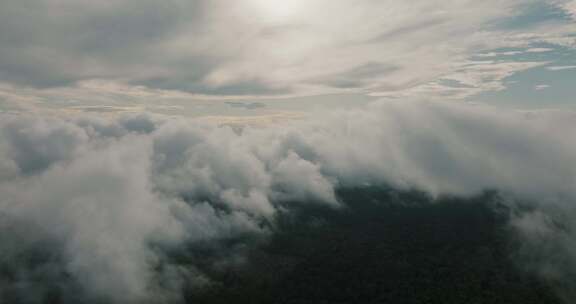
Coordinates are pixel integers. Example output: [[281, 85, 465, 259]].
[[0, 0, 574, 111], [1, 100, 576, 302]]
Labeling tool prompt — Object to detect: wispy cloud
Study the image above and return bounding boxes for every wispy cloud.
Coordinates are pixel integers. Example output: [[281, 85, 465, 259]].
[[547, 65, 576, 70], [534, 84, 551, 90], [0, 0, 573, 108]]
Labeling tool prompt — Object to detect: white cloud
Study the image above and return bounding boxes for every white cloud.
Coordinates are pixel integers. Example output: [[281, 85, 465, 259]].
[[2, 100, 576, 301], [526, 47, 555, 53], [547, 65, 576, 71], [535, 84, 551, 90], [0, 0, 573, 104], [374, 61, 547, 100]]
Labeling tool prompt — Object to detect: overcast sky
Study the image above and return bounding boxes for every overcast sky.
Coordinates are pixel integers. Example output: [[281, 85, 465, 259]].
[[0, 0, 574, 118]]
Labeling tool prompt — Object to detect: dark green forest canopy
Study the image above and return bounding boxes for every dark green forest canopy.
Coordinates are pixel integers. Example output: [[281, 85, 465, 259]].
[[182, 188, 560, 304]]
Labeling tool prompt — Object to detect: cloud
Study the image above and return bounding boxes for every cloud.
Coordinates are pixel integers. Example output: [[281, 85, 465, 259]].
[[556, 0, 576, 20], [225, 101, 267, 110], [2, 100, 576, 302], [535, 84, 552, 90], [0, 0, 573, 105], [315, 62, 399, 89], [547, 65, 576, 71], [374, 61, 547, 99], [525, 47, 555, 53]]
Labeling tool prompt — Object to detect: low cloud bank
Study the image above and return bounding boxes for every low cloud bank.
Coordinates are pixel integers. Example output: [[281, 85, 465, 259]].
[[1, 100, 576, 302]]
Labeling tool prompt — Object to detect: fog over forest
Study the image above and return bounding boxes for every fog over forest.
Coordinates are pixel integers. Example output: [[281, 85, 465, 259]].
[[0, 101, 575, 303]]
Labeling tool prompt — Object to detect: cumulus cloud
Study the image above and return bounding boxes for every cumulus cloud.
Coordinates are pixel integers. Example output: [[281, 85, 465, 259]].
[[1, 100, 576, 302]]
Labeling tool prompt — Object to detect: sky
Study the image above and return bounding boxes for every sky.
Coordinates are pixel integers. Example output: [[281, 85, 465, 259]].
[[0, 0, 574, 120], [2, 1, 576, 303]]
